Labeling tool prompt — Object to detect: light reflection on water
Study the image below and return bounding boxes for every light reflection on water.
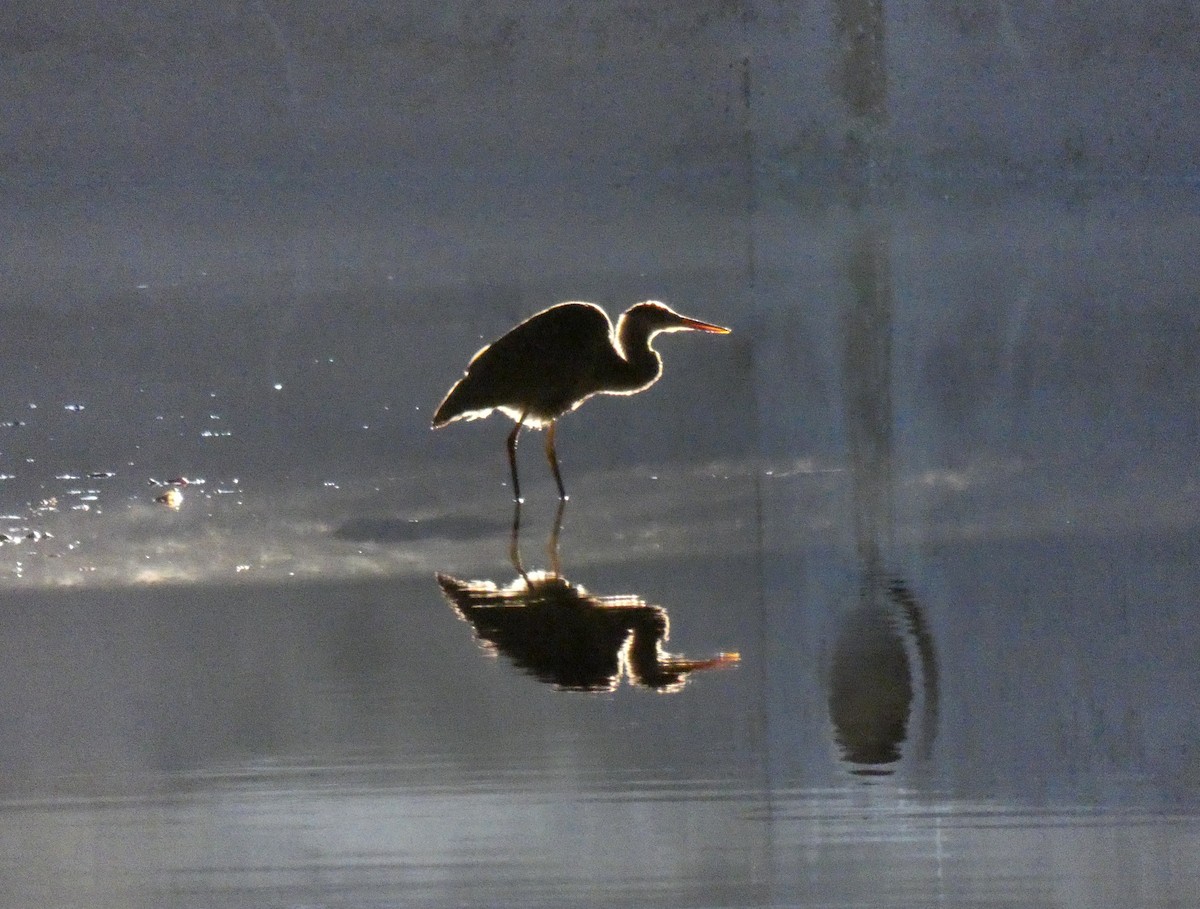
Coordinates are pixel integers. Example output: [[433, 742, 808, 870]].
[[2, 318, 1198, 903], [5, 779, 1197, 908], [1, 464, 1198, 906]]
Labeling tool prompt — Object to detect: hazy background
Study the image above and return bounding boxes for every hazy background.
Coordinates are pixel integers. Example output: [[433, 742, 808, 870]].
[[1, 3, 1198, 907]]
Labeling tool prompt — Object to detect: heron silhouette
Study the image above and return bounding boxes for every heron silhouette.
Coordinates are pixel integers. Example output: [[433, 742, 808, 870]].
[[436, 502, 739, 692], [431, 301, 730, 501]]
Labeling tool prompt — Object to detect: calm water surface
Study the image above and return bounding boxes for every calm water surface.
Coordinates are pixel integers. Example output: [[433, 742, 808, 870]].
[[2, 451, 1198, 907], [3, 190, 1198, 903], [3, 5, 1199, 905]]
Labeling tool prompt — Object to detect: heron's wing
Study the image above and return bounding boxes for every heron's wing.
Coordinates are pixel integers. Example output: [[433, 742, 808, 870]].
[[434, 303, 616, 424]]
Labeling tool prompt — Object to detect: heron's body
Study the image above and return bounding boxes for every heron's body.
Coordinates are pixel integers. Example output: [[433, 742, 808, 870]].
[[432, 300, 729, 501]]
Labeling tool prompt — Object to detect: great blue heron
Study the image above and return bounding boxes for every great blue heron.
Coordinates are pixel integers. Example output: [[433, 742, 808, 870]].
[[432, 300, 730, 501]]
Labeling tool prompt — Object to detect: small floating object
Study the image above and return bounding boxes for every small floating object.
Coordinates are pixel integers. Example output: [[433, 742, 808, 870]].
[[155, 487, 184, 510], [148, 476, 202, 488], [0, 420, 25, 428]]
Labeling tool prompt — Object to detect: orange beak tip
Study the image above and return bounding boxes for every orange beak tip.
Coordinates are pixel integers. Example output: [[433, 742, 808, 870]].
[[682, 318, 732, 334]]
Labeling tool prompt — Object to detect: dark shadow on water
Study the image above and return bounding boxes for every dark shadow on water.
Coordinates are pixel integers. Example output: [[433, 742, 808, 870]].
[[437, 503, 739, 692], [827, 225, 940, 774], [827, 226, 941, 774], [829, 573, 939, 771]]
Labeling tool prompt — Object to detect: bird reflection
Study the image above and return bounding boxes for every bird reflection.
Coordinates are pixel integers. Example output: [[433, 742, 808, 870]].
[[437, 505, 739, 692]]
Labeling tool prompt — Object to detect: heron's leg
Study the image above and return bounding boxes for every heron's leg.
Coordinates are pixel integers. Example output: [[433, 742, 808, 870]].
[[547, 497, 566, 577], [544, 420, 567, 500], [506, 418, 524, 503], [508, 499, 527, 579]]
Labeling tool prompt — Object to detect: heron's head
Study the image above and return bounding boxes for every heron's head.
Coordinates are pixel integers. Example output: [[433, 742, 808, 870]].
[[621, 301, 731, 338]]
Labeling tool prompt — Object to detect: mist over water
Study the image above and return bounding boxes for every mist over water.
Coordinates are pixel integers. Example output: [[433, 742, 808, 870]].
[[2, 3, 1198, 907]]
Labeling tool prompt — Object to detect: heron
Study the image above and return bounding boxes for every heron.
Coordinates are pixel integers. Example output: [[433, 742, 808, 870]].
[[431, 300, 730, 501]]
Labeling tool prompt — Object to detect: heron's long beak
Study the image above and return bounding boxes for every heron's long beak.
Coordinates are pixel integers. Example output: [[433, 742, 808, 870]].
[[678, 316, 731, 334]]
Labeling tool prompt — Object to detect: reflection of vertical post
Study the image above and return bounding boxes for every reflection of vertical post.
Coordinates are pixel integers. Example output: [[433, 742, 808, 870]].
[[843, 232, 894, 568], [833, 0, 892, 568], [829, 602, 912, 767], [833, 0, 888, 120], [833, 0, 888, 211], [827, 0, 931, 774]]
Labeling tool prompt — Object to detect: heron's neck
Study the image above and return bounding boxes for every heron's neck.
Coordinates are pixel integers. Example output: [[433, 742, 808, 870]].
[[613, 320, 663, 393]]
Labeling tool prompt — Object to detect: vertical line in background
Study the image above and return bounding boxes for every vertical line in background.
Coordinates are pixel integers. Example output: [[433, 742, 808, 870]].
[[737, 22, 777, 894], [253, 0, 306, 119], [252, 0, 309, 451]]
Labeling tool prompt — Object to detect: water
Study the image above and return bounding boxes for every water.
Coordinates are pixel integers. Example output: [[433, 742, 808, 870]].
[[2, 454, 1198, 906], [3, 3, 1200, 907]]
